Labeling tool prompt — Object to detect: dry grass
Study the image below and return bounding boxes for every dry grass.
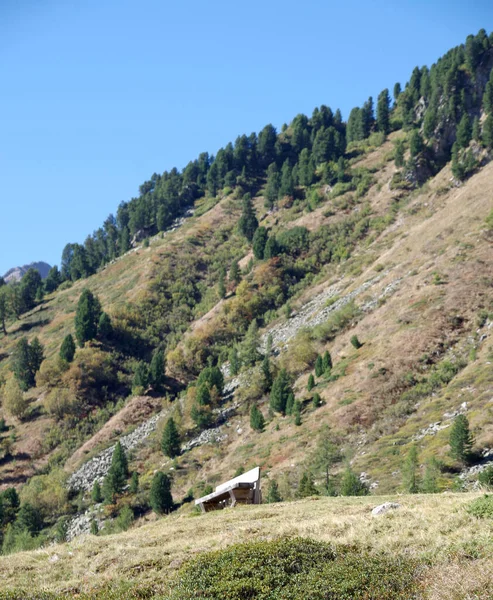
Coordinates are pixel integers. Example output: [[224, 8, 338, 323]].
[[0, 493, 489, 595]]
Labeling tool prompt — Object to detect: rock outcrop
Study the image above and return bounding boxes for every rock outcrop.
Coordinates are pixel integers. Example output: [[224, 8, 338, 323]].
[[3, 261, 51, 283]]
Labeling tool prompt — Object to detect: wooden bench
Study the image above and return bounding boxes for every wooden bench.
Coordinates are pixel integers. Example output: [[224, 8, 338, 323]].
[[195, 467, 261, 512]]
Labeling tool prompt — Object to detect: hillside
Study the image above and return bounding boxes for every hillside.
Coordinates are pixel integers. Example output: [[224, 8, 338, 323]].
[[0, 493, 491, 599], [0, 28, 493, 596]]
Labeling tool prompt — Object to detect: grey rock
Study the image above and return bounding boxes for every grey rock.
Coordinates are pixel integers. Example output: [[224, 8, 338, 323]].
[[371, 502, 400, 516]]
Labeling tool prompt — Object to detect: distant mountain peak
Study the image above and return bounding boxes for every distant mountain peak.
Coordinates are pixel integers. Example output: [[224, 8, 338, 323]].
[[3, 261, 52, 284]]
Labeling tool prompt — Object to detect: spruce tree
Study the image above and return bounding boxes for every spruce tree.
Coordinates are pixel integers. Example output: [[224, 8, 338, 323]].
[[483, 115, 493, 149], [279, 160, 294, 198], [60, 334, 76, 363], [149, 472, 173, 514], [449, 414, 473, 463], [133, 362, 149, 391], [98, 312, 113, 340], [456, 113, 472, 149], [264, 163, 280, 209], [402, 444, 420, 493], [393, 82, 401, 103], [285, 392, 295, 416], [409, 130, 424, 157], [376, 88, 391, 135], [307, 374, 315, 391], [472, 117, 480, 142], [263, 236, 279, 259], [340, 466, 369, 496], [250, 404, 265, 432], [312, 392, 321, 409], [110, 441, 129, 493], [394, 140, 405, 167], [161, 417, 181, 458], [230, 261, 241, 284], [130, 471, 139, 494], [238, 194, 258, 241], [150, 349, 166, 388], [261, 354, 272, 391], [293, 400, 302, 426], [252, 227, 268, 260], [91, 481, 102, 504], [229, 346, 240, 376], [75, 289, 101, 347], [196, 383, 211, 406], [315, 355, 323, 377], [322, 350, 332, 373], [102, 470, 117, 504], [297, 472, 319, 498], [266, 480, 282, 503], [269, 369, 292, 415]]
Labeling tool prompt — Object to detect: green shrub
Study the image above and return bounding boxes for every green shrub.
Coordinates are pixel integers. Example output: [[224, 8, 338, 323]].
[[167, 538, 421, 599], [467, 494, 493, 519]]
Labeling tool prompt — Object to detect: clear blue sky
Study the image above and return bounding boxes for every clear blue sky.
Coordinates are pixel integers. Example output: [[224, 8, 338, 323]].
[[1, 0, 491, 275]]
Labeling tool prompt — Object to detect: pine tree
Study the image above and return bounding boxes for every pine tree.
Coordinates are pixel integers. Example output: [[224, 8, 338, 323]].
[[150, 349, 166, 388], [252, 227, 268, 260], [91, 481, 102, 503], [472, 117, 480, 142], [285, 392, 295, 416], [261, 354, 272, 391], [449, 414, 473, 463], [394, 140, 405, 167], [90, 519, 99, 535], [297, 471, 319, 498], [196, 383, 211, 406], [263, 236, 279, 259], [483, 115, 493, 148], [133, 362, 149, 391], [44, 266, 61, 293], [307, 374, 315, 391], [250, 404, 265, 432], [322, 351, 332, 373], [340, 466, 369, 496], [269, 369, 292, 415], [98, 312, 113, 340], [483, 71, 493, 115], [279, 160, 294, 198], [229, 261, 241, 284], [264, 163, 280, 209], [312, 426, 338, 491], [266, 480, 282, 503], [60, 334, 76, 363], [75, 289, 102, 347], [422, 458, 439, 493], [312, 393, 321, 409], [229, 346, 240, 376], [402, 444, 420, 493], [350, 335, 362, 349], [240, 319, 261, 367], [451, 142, 465, 180], [293, 400, 302, 426], [162, 417, 181, 458], [409, 130, 424, 157], [393, 82, 401, 103], [456, 113, 472, 149], [238, 194, 258, 241], [110, 441, 129, 493], [130, 471, 139, 494], [149, 472, 173, 514], [218, 268, 226, 299], [12, 337, 42, 391], [315, 355, 323, 377], [376, 88, 391, 135]]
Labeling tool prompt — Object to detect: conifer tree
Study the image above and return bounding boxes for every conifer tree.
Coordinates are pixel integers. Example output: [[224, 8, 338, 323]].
[[250, 404, 265, 432], [264, 163, 280, 209], [402, 444, 420, 493], [285, 392, 295, 416], [261, 354, 272, 391], [456, 113, 472, 149], [312, 426, 338, 491], [229, 346, 240, 376], [217, 268, 226, 299], [422, 458, 439, 493], [483, 71, 493, 115], [340, 466, 369, 496], [91, 481, 102, 504], [98, 312, 113, 340], [449, 414, 473, 463], [266, 480, 282, 503], [11, 337, 43, 391], [90, 519, 99, 535], [150, 349, 166, 388], [297, 471, 319, 498], [130, 471, 139, 494], [315, 355, 323, 377], [238, 194, 258, 241], [293, 400, 302, 426], [230, 261, 241, 284], [393, 82, 401, 103], [472, 117, 480, 142], [149, 472, 173, 514], [252, 227, 268, 260], [322, 350, 332, 373], [60, 334, 76, 363], [161, 417, 181, 458], [409, 130, 424, 157], [240, 319, 261, 367], [312, 392, 321, 409], [376, 88, 391, 135], [394, 140, 405, 167], [133, 362, 149, 391], [483, 115, 493, 149], [269, 369, 292, 415], [75, 289, 101, 347], [263, 236, 279, 259], [307, 374, 315, 391], [279, 160, 294, 198], [110, 441, 129, 493]]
